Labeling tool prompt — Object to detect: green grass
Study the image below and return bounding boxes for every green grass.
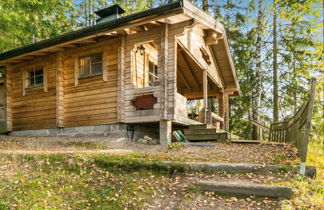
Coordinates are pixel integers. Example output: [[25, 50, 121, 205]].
[[0, 154, 167, 209], [280, 140, 324, 209], [168, 142, 185, 149]]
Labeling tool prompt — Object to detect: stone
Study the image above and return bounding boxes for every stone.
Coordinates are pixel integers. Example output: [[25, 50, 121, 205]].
[[142, 135, 158, 145], [137, 138, 147, 145], [196, 181, 292, 199], [144, 135, 153, 141]]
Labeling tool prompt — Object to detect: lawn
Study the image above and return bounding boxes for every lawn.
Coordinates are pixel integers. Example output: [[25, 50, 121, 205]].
[[0, 154, 167, 209], [0, 137, 323, 209]]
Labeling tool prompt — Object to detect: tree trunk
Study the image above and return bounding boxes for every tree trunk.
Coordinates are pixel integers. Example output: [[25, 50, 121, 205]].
[[202, 0, 209, 12], [292, 53, 297, 113], [252, 0, 263, 140], [273, 2, 279, 122]]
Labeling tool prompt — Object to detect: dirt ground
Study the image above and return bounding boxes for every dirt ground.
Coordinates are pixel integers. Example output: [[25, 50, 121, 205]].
[[0, 135, 306, 209], [0, 135, 297, 165]]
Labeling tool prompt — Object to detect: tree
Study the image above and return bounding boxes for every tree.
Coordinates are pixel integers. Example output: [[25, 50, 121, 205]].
[[272, 0, 279, 122], [252, 0, 264, 139], [0, 0, 77, 53]]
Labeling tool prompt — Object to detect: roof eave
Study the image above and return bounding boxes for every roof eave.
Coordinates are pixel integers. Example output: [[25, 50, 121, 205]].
[[0, 1, 184, 63]]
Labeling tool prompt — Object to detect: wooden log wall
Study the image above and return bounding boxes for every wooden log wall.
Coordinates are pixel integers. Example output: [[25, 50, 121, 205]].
[[8, 39, 119, 131], [62, 39, 119, 127], [10, 56, 56, 130], [6, 20, 228, 131], [123, 27, 162, 123]]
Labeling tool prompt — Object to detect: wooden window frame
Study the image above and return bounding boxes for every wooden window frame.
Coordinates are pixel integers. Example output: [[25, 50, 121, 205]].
[[27, 69, 44, 88], [74, 51, 107, 87], [22, 67, 47, 96], [148, 58, 158, 87], [78, 53, 103, 78]]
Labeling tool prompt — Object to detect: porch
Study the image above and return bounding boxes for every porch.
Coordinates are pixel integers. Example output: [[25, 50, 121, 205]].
[[123, 40, 231, 130], [173, 43, 229, 130]]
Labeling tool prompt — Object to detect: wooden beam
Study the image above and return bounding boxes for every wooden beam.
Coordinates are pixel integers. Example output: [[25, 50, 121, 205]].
[[56, 52, 64, 127], [205, 30, 220, 46], [63, 43, 78, 48], [203, 69, 208, 109], [178, 40, 205, 71], [30, 52, 49, 56], [183, 90, 219, 99], [177, 64, 191, 92], [20, 56, 35, 60], [116, 29, 129, 35], [76, 38, 97, 44], [179, 50, 200, 91], [45, 47, 65, 52], [131, 26, 146, 32], [252, 121, 270, 131], [150, 21, 163, 26]]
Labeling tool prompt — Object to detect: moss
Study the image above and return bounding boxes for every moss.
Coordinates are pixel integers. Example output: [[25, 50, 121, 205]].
[[168, 142, 185, 149], [65, 142, 108, 150]]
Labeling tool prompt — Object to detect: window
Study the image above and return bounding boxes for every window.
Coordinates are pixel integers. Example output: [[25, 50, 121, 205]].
[[28, 69, 44, 87], [148, 61, 158, 87], [79, 53, 103, 77], [133, 43, 159, 88]]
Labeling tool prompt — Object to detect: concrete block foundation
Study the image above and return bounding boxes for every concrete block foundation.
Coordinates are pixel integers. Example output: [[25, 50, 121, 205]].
[[9, 123, 159, 143]]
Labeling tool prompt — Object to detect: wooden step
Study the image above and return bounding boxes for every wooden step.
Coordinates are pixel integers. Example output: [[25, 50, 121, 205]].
[[184, 128, 218, 135], [186, 133, 228, 141], [188, 124, 214, 129]]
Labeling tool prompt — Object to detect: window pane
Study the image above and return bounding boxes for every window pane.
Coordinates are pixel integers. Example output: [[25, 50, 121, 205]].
[[92, 63, 102, 74], [35, 75, 43, 84], [29, 77, 35, 86], [80, 57, 91, 76], [35, 70, 43, 76], [91, 54, 102, 64]]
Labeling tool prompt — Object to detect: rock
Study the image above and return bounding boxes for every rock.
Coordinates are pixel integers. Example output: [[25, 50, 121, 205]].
[[137, 138, 147, 144], [306, 166, 317, 179], [144, 135, 158, 145], [147, 139, 158, 145], [196, 181, 292, 199], [144, 135, 153, 141]]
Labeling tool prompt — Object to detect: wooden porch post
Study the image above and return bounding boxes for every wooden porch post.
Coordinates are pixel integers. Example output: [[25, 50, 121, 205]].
[[159, 23, 173, 146], [202, 69, 208, 124], [218, 92, 229, 131], [160, 120, 172, 146]]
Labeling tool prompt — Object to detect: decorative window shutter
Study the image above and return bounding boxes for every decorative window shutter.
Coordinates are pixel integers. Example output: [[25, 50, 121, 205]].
[[43, 67, 48, 92], [22, 70, 28, 96], [74, 57, 79, 87], [103, 50, 108, 82]]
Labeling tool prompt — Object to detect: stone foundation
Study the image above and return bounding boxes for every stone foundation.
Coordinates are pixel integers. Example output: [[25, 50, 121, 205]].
[[9, 123, 159, 142]]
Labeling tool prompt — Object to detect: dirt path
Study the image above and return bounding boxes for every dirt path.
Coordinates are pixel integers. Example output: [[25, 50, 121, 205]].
[[0, 136, 299, 209], [0, 135, 297, 164]]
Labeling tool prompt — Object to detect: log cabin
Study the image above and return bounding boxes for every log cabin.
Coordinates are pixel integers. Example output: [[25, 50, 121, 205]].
[[0, 0, 240, 145]]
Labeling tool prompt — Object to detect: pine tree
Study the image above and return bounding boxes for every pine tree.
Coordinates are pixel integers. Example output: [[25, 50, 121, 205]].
[[272, 1, 279, 122], [252, 0, 264, 140]]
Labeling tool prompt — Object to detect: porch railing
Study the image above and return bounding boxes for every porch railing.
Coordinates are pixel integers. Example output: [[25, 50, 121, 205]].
[[269, 78, 316, 175], [199, 109, 224, 128]]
